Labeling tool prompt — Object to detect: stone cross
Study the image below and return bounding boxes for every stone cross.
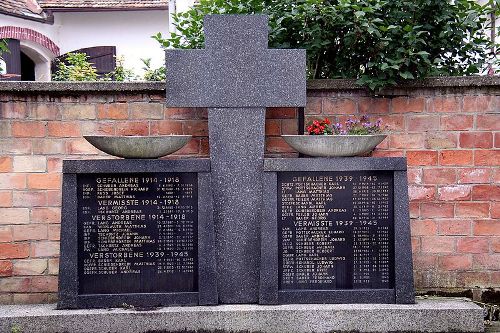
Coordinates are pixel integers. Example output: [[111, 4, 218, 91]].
[[166, 15, 306, 303]]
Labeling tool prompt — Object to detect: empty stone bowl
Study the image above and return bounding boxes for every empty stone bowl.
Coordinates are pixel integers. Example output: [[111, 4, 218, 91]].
[[83, 135, 192, 159], [282, 134, 387, 157]]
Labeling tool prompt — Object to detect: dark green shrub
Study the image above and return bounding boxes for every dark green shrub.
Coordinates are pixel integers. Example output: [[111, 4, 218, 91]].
[[154, 0, 498, 90]]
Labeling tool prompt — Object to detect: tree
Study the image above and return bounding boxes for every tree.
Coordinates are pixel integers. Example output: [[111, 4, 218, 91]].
[[154, 0, 497, 90]]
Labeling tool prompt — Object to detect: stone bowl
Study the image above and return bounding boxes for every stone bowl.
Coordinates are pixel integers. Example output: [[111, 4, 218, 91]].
[[282, 134, 387, 157], [83, 135, 192, 159]]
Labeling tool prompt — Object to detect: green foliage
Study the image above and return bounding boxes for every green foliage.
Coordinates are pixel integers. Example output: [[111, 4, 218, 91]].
[[0, 39, 9, 73], [52, 52, 98, 81], [11, 324, 22, 333], [104, 55, 137, 81], [155, 0, 497, 90], [141, 58, 166, 81]]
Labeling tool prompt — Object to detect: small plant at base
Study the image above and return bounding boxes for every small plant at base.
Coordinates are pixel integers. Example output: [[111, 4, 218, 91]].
[[11, 323, 22, 333], [0, 39, 9, 73], [104, 55, 136, 81], [307, 116, 383, 135]]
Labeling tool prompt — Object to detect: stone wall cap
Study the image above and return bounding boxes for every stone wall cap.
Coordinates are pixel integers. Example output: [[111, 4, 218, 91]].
[[0, 76, 498, 93]]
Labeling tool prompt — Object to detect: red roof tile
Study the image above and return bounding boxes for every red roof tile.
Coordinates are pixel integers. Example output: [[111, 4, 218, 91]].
[[0, 0, 47, 20]]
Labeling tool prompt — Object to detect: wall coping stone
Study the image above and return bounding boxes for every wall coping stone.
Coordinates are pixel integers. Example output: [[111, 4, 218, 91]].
[[0, 76, 498, 94]]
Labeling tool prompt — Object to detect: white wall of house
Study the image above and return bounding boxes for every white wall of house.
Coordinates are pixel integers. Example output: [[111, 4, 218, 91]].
[[1, 9, 170, 79], [55, 10, 169, 76]]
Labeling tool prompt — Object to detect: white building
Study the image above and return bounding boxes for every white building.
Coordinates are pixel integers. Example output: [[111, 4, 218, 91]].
[[0, 0, 194, 81]]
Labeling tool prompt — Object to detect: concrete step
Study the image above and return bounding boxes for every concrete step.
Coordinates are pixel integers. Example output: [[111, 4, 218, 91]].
[[0, 299, 483, 333]]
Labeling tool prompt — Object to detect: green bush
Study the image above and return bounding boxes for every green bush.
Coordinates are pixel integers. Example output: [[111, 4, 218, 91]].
[[154, 0, 498, 90], [52, 52, 98, 81], [0, 39, 9, 73]]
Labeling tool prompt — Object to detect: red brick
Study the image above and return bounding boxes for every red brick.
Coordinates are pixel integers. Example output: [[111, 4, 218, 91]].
[[390, 134, 425, 149], [492, 237, 500, 252], [440, 115, 473, 130], [411, 237, 420, 253], [0, 208, 30, 224], [377, 115, 405, 131], [410, 219, 437, 236], [13, 156, 46, 173], [29, 103, 59, 120], [0, 227, 12, 242], [472, 254, 500, 269], [97, 103, 128, 120], [495, 132, 500, 148], [116, 121, 149, 136], [267, 107, 296, 119], [437, 185, 472, 201], [463, 95, 496, 112], [476, 114, 500, 130], [282, 119, 299, 135], [459, 132, 493, 148], [47, 158, 62, 173], [371, 150, 404, 158], [409, 203, 420, 218], [392, 97, 425, 113], [32, 139, 65, 155], [457, 237, 489, 253], [493, 203, 500, 219], [265, 119, 281, 136], [406, 151, 438, 166], [31, 208, 61, 224], [48, 258, 59, 275], [421, 203, 454, 218], [407, 115, 439, 132], [408, 186, 435, 202], [12, 191, 46, 207], [129, 102, 163, 119], [48, 225, 60, 241], [0, 138, 32, 154], [425, 133, 458, 149], [60, 104, 96, 120], [438, 255, 472, 270], [323, 98, 355, 115], [439, 150, 473, 166], [0, 157, 12, 172], [199, 138, 209, 156], [46, 190, 61, 206], [165, 107, 206, 120], [0, 191, 12, 207], [456, 203, 490, 218], [12, 294, 49, 304], [11, 121, 46, 137], [471, 185, 500, 201], [423, 168, 456, 184], [47, 122, 80, 137], [430, 96, 461, 113], [407, 168, 422, 185], [31, 242, 59, 257], [359, 97, 390, 114], [266, 137, 296, 153], [473, 220, 500, 235], [456, 272, 489, 287], [27, 174, 61, 190], [490, 272, 500, 286], [12, 225, 47, 241], [80, 122, 115, 136], [0, 260, 12, 277], [0, 243, 29, 259], [0, 277, 30, 292], [475, 150, 500, 166], [421, 236, 455, 253], [13, 259, 47, 275], [457, 168, 491, 184], [2, 102, 28, 118], [412, 254, 437, 269], [65, 139, 99, 155], [305, 97, 323, 115], [182, 120, 208, 137], [31, 276, 58, 293], [438, 220, 471, 235]]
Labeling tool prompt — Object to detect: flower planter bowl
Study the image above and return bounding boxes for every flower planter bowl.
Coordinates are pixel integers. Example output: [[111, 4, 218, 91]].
[[282, 134, 387, 157], [83, 135, 192, 159]]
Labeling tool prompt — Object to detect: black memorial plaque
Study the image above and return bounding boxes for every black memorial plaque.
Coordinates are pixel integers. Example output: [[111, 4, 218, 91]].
[[77, 173, 198, 294], [278, 171, 395, 291]]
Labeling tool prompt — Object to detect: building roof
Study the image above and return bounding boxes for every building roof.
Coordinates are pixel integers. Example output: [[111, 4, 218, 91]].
[[0, 0, 48, 21], [37, 0, 168, 10]]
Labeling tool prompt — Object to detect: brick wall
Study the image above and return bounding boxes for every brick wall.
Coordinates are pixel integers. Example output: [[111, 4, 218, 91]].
[[0, 78, 498, 303]]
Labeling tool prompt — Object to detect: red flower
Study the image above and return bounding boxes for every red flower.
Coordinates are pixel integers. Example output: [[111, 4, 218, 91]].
[[324, 118, 331, 125]]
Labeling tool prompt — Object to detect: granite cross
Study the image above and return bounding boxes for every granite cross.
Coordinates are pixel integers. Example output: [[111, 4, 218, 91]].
[[166, 15, 306, 303]]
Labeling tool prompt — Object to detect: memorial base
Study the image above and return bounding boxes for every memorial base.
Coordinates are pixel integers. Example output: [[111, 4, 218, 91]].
[[0, 300, 483, 333]]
